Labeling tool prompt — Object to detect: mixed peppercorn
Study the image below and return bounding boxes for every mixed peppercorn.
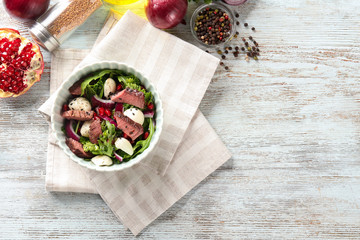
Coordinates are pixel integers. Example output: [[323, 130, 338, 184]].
[[193, 7, 233, 45], [209, 11, 261, 70]]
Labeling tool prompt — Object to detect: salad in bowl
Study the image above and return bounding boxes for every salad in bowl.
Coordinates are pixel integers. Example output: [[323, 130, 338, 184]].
[[51, 62, 163, 171]]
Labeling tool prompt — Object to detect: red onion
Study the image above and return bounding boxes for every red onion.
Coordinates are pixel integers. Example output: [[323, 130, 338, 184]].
[[145, 0, 188, 29], [114, 103, 123, 113], [3, 0, 50, 21], [143, 110, 154, 118], [65, 120, 80, 141], [101, 116, 117, 127], [95, 107, 117, 126], [114, 152, 123, 162], [222, 0, 248, 5], [91, 95, 115, 109]]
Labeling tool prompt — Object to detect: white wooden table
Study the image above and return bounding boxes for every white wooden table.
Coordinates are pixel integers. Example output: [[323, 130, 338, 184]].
[[1, 0, 360, 239]]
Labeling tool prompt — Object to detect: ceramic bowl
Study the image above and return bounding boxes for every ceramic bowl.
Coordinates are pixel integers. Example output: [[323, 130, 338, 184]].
[[51, 61, 163, 172]]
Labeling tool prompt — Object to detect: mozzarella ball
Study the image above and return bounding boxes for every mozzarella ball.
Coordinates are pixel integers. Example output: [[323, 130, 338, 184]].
[[69, 97, 91, 111], [115, 137, 134, 155], [104, 78, 116, 99], [80, 120, 92, 137], [124, 108, 144, 125], [91, 155, 113, 166]]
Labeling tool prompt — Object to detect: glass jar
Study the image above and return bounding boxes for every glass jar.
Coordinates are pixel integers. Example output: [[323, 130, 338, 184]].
[[29, 0, 103, 52], [190, 3, 235, 48]]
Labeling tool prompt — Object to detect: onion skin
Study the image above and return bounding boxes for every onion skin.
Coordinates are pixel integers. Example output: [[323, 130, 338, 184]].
[[65, 120, 80, 141], [4, 0, 50, 21], [145, 0, 188, 29]]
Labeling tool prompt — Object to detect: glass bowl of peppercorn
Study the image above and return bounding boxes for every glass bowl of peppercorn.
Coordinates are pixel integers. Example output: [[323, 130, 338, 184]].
[[190, 3, 235, 47]]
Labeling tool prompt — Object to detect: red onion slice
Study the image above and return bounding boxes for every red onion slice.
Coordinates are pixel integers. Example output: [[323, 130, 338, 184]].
[[101, 116, 117, 127], [114, 152, 123, 162], [91, 95, 115, 109], [95, 107, 117, 127], [65, 120, 80, 141], [114, 103, 123, 113], [143, 110, 154, 118]]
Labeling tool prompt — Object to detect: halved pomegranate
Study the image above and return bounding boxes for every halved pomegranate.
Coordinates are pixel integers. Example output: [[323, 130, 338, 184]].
[[0, 28, 44, 98]]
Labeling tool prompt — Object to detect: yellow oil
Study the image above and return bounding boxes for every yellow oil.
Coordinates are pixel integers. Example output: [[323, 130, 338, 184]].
[[103, 0, 146, 19]]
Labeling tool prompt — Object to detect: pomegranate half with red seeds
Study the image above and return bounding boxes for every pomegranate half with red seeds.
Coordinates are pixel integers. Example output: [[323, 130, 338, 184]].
[[0, 28, 44, 98]]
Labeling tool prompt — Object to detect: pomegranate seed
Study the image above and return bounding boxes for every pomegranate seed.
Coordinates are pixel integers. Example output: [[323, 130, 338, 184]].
[[105, 109, 111, 117], [6, 48, 12, 55], [21, 61, 28, 69], [116, 84, 122, 91], [98, 107, 105, 116], [93, 112, 100, 120], [7, 66, 14, 74], [143, 132, 149, 140], [147, 103, 154, 110]]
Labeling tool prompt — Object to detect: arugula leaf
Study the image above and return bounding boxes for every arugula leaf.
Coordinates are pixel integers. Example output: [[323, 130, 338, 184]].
[[81, 70, 111, 95], [80, 69, 124, 100]]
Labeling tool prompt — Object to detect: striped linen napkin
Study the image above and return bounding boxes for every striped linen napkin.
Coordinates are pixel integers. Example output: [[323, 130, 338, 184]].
[[39, 11, 231, 235]]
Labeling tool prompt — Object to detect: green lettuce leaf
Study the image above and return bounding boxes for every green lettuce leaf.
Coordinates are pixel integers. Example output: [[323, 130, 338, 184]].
[[82, 120, 117, 158]]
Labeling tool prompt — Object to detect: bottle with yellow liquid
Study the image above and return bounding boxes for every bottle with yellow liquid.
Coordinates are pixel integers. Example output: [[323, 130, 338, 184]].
[[102, 0, 146, 19]]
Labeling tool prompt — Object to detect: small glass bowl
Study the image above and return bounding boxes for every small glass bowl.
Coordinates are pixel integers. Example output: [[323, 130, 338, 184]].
[[190, 3, 235, 48]]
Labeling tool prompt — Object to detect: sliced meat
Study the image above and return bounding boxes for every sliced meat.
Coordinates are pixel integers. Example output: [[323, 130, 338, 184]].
[[111, 87, 145, 109], [68, 79, 83, 96], [89, 119, 102, 144], [62, 110, 94, 121], [114, 112, 144, 141], [65, 138, 94, 159]]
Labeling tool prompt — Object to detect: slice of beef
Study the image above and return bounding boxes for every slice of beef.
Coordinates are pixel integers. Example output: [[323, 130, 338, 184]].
[[69, 79, 83, 96], [89, 119, 102, 144], [110, 87, 145, 109], [65, 138, 94, 159], [114, 112, 144, 141], [62, 110, 94, 121]]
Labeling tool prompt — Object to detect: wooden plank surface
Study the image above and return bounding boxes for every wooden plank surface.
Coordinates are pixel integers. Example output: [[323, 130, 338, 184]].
[[1, 0, 360, 239]]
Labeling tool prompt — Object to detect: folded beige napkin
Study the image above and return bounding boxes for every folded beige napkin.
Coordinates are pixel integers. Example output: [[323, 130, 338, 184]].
[[39, 11, 231, 235]]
